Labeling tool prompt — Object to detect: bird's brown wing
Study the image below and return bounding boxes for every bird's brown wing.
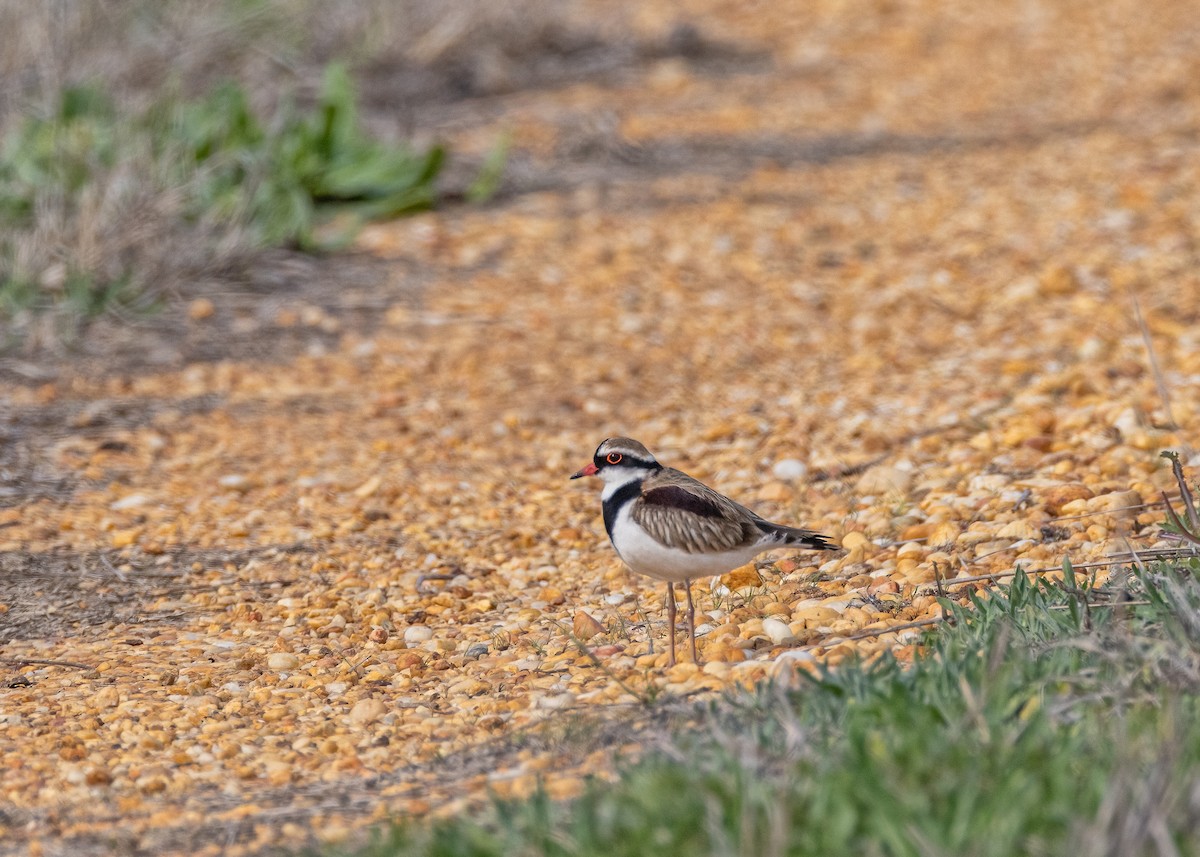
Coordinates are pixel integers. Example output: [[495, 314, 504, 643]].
[[631, 469, 762, 554]]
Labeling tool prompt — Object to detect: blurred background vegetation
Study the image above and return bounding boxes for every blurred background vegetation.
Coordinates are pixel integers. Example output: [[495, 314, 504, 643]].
[[0, 0, 578, 350]]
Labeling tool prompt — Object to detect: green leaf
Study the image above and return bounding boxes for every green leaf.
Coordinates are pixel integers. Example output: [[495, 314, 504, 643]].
[[467, 132, 510, 203]]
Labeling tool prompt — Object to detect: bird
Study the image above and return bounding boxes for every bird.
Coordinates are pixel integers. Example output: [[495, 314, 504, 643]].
[[571, 437, 837, 666]]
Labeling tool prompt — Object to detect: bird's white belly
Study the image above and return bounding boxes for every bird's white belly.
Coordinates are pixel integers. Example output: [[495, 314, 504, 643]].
[[609, 509, 765, 583]]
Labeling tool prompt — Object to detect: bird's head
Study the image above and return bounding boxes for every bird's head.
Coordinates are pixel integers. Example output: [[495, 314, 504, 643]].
[[571, 437, 660, 483]]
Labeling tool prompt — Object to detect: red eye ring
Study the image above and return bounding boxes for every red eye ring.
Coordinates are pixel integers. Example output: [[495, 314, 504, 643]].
[[605, 452, 623, 465]]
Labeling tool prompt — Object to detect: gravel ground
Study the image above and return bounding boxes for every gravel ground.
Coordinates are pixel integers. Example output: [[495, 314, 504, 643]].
[[3, 0, 1200, 854]]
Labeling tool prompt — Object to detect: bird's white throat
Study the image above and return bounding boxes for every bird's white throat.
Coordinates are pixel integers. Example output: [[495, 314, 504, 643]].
[[599, 466, 652, 499]]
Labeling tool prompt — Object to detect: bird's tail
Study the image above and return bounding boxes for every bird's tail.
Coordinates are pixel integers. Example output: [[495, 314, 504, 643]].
[[763, 524, 839, 552]]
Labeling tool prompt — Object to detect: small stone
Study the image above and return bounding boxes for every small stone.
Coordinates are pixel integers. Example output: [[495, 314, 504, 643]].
[[267, 652, 300, 671], [316, 824, 352, 845], [758, 481, 791, 501], [85, 768, 112, 786], [769, 650, 818, 686], [968, 473, 1009, 493], [349, 698, 387, 725], [704, 645, 746, 663], [772, 458, 809, 481], [927, 521, 961, 545], [702, 660, 731, 677], [110, 493, 152, 511], [110, 529, 140, 549], [353, 475, 382, 499], [665, 662, 700, 683], [856, 465, 913, 495], [993, 518, 1041, 537], [188, 297, 215, 320], [899, 522, 933, 541], [368, 628, 389, 644], [535, 692, 576, 710], [448, 679, 490, 697], [403, 626, 433, 644], [1039, 265, 1079, 296], [718, 564, 763, 593], [1085, 490, 1143, 514], [1043, 482, 1094, 513], [92, 686, 120, 708], [464, 643, 490, 659], [794, 606, 842, 627], [572, 611, 605, 641], [1059, 498, 1090, 515], [956, 528, 997, 547], [841, 531, 868, 550], [762, 617, 797, 645]]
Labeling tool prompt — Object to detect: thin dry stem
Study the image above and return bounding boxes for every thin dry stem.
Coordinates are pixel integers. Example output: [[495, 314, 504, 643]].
[[2, 658, 93, 670], [1165, 452, 1200, 532], [1130, 290, 1179, 430]]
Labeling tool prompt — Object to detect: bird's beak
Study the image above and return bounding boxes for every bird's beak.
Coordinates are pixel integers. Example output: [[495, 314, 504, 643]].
[[570, 462, 599, 480]]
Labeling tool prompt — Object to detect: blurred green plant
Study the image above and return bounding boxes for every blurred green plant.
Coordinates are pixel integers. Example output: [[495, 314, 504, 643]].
[[0, 63, 454, 332], [0, 85, 118, 224], [166, 64, 445, 250], [466, 131, 511, 204]]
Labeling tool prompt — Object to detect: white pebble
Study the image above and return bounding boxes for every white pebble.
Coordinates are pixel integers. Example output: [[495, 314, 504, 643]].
[[772, 459, 808, 481], [403, 626, 433, 644], [349, 698, 387, 725], [762, 617, 797, 645], [267, 652, 299, 670]]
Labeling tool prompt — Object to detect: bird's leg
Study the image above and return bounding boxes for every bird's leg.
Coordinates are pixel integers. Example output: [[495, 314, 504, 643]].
[[634, 592, 653, 655], [684, 580, 699, 665], [665, 582, 677, 667]]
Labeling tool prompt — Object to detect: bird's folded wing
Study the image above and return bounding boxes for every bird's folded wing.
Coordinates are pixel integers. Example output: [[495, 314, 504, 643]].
[[633, 477, 759, 554]]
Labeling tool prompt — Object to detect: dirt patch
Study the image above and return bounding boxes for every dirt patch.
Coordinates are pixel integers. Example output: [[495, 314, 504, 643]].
[[0, 393, 226, 507], [0, 251, 420, 387], [0, 544, 309, 646], [359, 23, 770, 109]]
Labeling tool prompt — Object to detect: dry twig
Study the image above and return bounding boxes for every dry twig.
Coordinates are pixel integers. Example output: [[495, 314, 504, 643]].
[[2, 658, 92, 671]]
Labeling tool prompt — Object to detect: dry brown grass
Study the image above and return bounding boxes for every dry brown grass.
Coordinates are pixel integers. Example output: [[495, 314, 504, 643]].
[[0, 0, 585, 117]]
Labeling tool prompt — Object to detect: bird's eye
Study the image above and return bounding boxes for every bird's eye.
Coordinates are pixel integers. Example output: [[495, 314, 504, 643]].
[[606, 452, 623, 465]]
